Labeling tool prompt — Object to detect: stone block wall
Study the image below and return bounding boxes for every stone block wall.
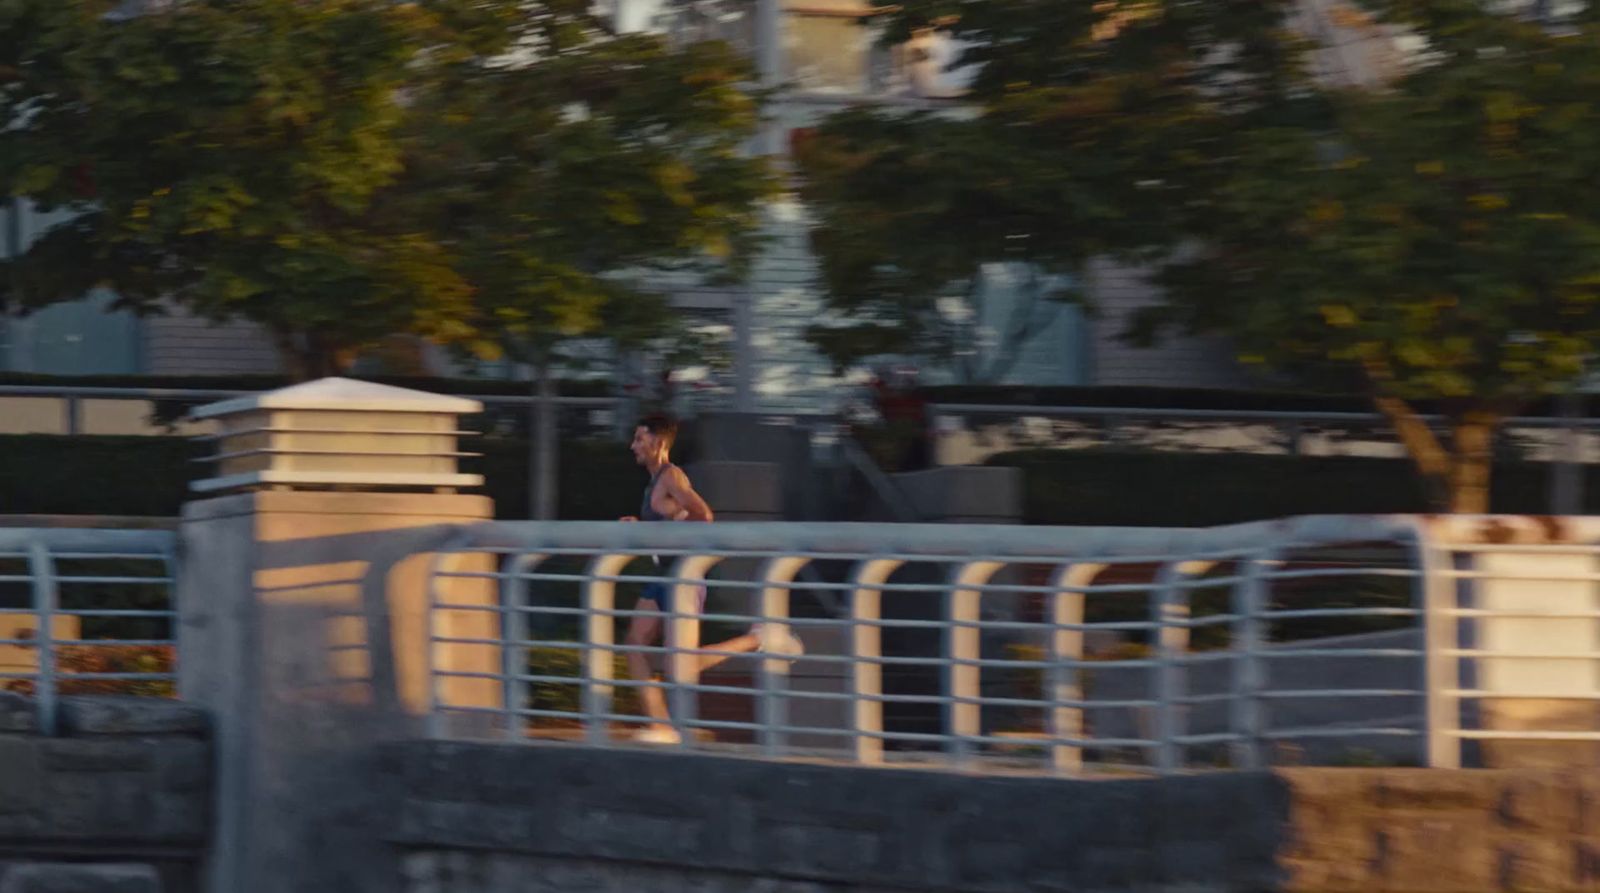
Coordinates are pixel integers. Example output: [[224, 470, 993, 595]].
[[1280, 769, 1600, 892], [0, 695, 211, 893], [390, 740, 1600, 893], [389, 741, 1287, 893]]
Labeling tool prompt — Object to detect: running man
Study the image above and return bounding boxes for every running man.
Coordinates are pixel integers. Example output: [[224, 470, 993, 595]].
[[621, 413, 803, 744]]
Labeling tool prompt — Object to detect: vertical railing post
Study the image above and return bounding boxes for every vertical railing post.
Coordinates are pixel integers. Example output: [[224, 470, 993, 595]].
[[162, 539, 184, 701], [1413, 532, 1462, 768], [63, 396, 82, 436], [849, 559, 900, 765], [1048, 563, 1102, 775], [665, 554, 720, 745], [423, 551, 449, 740], [1229, 550, 1276, 770], [947, 561, 1003, 767], [1153, 561, 1206, 773], [756, 556, 807, 757], [28, 541, 58, 736], [583, 554, 630, 746], [500, 555, 539, 742]]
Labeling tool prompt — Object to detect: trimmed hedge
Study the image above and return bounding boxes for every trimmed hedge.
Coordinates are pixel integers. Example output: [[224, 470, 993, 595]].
[[987, 448, 1581, 527], [0, 434, 643, 520]]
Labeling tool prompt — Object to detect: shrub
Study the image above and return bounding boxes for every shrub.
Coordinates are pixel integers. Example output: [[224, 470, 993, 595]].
[[526, 645, 640, 718], [3, 644, 176, 698]]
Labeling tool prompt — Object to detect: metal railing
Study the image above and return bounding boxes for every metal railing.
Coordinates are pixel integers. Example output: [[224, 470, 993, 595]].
[[0, 528, 179, 734], [927, 401, 1597, 464], [0, 383, 623, 437], [421, 515, 1600, 774]]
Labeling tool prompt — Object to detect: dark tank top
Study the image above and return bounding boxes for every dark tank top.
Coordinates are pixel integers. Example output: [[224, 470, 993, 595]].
[[640, 464, 675, 568], [639, 463, 675, 522]]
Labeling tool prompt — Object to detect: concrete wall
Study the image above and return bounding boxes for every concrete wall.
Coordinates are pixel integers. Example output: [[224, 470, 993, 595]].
[[0, 695, 211, 893], [389, 739, 1600, 893]]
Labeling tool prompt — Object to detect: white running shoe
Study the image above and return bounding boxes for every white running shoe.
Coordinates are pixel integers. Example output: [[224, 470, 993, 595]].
[[751, 623, 805, 662], [633, 726, 682, 745]]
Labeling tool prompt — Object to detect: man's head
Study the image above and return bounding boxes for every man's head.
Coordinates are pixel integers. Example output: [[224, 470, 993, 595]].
[[630, 413, 677, 466]]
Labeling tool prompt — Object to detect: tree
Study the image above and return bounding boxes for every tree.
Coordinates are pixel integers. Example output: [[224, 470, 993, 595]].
[[1, 0, 774, 390], [804, 0, 1600, 512], [796, 112, 1080, 383], [411, 0, 776, 516], [2, 0, 473, 378], [794, 0, 1304, 382], [1138, 0, 1600, 511]]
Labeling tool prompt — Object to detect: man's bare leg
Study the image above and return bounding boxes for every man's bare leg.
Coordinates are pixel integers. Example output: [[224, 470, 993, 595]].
[[623, 607, 673, 737], [698, 633, 759, 673], [699, 624, 805, 673]]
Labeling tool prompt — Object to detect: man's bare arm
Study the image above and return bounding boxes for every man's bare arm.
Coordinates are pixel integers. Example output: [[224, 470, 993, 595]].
[[663, 468, 714, 522]]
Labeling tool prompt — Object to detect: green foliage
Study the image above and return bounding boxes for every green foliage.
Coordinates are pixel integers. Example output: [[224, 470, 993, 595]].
[[525, 645, 638, 718], [1, 0, 776, 377], [795, 0, 1308, 379], [3, 645, 176, 698], [1133, 0, 1600, 508], [2, 0, 466, 376], [803, 0, 1600, 509], [412, 2, 777, 368], [796, 113, 1081, 381], [1142, 1, 1600, 410]]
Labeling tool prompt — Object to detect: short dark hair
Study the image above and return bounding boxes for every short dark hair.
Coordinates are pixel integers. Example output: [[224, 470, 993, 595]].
[[637, 413, 677, 452]]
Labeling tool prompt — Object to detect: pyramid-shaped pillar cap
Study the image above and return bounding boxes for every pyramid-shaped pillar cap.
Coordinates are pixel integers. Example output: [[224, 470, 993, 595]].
[[189, 377, 484, 495], [191, 376, 481, 419]]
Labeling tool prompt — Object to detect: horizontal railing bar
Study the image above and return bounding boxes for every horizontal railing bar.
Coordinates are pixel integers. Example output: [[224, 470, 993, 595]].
[[1451, 730, 1600, 741], [438, 542, 1296, 566], [929, 401, 1600, 431], [1259, 608, 1418, 619], [460, 569, 1227, 597], [1256, 689, 1419, 699], [1256, 649, 1422, 659], [49, 612, 174, 621], [1259, 567, 1420, 581], [1447, 609, 1600, 619], [1439, 570, 1600, 583], [1262, 727, 1420, 739], [1444, 689, 1600, 700], [254, 579, 367, 595], [47, 638, 173, 647], [1443, 650, 1600, 659], [51, 580, 174, 588], [1172, 732, 1241, 745], [1174, 693, 1243, 705], [52, 672, 176, 681]]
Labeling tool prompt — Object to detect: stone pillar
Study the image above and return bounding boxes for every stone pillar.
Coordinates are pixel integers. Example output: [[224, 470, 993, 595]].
[[177, 378, 498, 893]]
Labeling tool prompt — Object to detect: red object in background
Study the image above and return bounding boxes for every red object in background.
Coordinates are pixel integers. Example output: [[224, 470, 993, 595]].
[[870, 374, 927, 425], [789, 126, 818, 157], [70, 162, 96, 199]]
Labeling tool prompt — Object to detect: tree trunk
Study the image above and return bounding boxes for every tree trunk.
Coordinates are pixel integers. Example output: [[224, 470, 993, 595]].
[[272, 329, 356, 382], [1371, 394, 1453, 511], [271, 330, 315, 382], [1448, 412, 1497, 514], [529, 358, 559, 520]]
